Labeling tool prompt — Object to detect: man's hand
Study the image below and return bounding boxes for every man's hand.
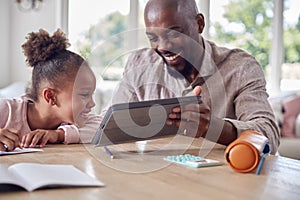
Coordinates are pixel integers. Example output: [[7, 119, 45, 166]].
[[166, 86, 211, 138], [192, 85, 202, 96], [21, 129, 65, 148], [0, 128, 21, 151]]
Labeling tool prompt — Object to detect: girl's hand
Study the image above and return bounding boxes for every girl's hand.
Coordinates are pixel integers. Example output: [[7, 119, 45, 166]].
[[21, 129, 65, 148], [0, 128, 21, 151]]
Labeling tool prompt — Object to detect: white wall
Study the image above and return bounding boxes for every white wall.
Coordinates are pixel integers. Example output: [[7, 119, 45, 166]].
[[0, 1, 10, 87], [0, 0, 66, 88]]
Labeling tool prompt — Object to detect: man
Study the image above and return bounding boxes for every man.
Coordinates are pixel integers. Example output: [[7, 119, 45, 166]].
[[108, 0, 279, 154]]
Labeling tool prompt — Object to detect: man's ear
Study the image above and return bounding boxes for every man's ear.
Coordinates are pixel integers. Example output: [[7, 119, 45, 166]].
[[196, 13, 205, 34], [43, 88, 57, 106]]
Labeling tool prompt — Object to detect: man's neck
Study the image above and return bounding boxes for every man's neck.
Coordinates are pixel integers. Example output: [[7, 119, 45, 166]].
[[184, 66, 199, 83]]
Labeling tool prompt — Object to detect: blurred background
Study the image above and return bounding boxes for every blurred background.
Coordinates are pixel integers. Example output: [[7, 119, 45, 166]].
[[0, 0, 299, 159]]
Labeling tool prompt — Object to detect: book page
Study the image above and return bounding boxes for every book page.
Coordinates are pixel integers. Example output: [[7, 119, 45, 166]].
[[0, 147, 43, 156], [0, 165, 28, 190], [9, 163, 105, 191]]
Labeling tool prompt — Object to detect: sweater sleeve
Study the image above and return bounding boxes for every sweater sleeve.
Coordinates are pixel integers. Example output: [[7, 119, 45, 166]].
[[77, 114, 102, 143], [0, 99, 10, 128], [57, 113, 102, 144], [224, 55, 280, 154], [57, 124, 80, 144]]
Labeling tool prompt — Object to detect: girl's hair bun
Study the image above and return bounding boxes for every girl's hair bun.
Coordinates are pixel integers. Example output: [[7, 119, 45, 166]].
[[22, 29, 70, 67]]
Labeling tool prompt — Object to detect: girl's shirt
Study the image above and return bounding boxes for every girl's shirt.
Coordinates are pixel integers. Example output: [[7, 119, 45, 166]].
[[0, 96, 101, 144]]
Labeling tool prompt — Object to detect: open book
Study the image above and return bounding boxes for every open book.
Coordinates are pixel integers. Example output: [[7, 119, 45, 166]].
[[0, 147, 43, 156], [0, 163, 105, 192]]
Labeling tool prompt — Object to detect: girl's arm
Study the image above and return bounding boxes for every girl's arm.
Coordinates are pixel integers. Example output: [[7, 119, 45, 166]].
[[58, 114, 102, 144]]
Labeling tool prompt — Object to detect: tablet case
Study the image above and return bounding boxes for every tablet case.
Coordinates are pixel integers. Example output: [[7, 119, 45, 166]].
[[91, 96, 202, 146], [224, 130, 270, 174]]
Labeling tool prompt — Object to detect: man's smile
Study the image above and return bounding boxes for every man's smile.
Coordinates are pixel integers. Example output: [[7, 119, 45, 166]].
[[164, 50, 183, 61]]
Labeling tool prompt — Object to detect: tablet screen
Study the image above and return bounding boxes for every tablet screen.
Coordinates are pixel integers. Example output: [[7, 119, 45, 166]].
[[91, 96, 201, 146]]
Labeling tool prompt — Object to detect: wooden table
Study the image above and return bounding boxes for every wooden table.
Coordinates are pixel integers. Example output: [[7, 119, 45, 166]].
[[0, 135, 300, 200]]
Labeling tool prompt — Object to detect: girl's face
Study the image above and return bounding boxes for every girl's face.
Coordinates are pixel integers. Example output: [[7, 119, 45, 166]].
[[56, 65, 96, 127]]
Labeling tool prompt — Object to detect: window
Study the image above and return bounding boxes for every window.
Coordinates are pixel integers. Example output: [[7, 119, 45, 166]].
[[68, 0, 148, 113], [68, 0, 148, 81], [68, 0, 130, 80], [209, 0, 300, 95], [282, 0, 300, 91]]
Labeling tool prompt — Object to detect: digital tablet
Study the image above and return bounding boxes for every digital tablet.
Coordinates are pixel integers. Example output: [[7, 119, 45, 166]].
[[91, 96, 202, 146]]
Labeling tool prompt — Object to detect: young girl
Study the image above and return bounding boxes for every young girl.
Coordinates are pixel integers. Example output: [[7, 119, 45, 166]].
[[0, 29, 101, 151]]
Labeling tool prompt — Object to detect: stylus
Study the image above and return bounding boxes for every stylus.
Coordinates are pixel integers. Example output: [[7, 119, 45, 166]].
[[104, 146, 114, 159]]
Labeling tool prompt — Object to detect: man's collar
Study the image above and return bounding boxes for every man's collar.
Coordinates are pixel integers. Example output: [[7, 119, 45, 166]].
[[197, 37, 218, 79]]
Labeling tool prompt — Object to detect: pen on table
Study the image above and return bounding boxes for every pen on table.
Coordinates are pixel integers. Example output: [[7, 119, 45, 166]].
[[2, 144, 22, 152], [104, 146, 114, 159], [17, 143, 23, 149]]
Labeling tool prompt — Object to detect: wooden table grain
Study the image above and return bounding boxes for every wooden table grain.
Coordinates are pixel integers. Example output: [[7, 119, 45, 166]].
[[0, 135, 300, 200]]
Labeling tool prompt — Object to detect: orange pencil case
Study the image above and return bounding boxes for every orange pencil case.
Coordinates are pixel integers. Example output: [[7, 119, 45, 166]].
[[224, 130, 270, 174]]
